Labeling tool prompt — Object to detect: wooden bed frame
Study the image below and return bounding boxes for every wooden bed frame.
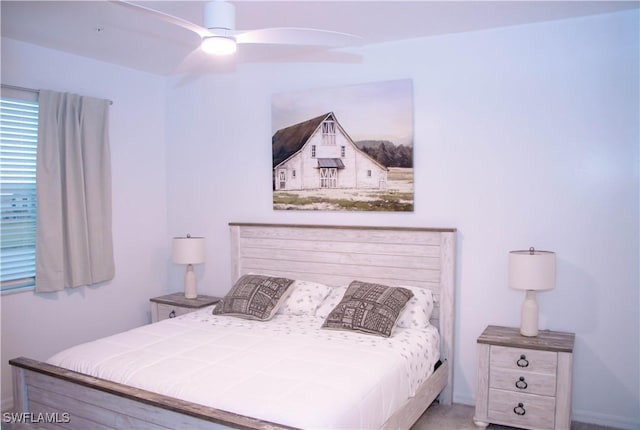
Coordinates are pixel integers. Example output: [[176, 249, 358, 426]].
[[10, 223, 456, 430]]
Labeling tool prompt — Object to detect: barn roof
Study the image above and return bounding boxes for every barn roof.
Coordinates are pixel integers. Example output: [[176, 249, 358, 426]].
[[272, 112, 333, 168], [317, 158, 345, 169]]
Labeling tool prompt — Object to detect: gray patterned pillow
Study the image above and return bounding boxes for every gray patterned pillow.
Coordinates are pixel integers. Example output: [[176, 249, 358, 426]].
[[212, 274, 294, 321], [321, 280, 413, 337]]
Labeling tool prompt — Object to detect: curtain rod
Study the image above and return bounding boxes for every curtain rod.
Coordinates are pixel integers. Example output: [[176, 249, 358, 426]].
[[1, 83, 114, 105]]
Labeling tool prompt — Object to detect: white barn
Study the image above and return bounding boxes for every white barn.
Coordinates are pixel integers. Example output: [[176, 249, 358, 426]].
[[272, 112, 388, 191]]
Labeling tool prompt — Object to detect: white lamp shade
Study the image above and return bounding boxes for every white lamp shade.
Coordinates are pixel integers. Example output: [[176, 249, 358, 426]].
[[508, 249, 556, 291], [172, 236, 205, 265]]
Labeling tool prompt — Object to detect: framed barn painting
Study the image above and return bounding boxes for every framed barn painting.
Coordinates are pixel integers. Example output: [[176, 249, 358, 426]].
[[272, 79, 414, 211]]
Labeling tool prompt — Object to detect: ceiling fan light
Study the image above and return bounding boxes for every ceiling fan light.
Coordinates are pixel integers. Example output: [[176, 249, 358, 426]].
[[201, 36, 237, 55]]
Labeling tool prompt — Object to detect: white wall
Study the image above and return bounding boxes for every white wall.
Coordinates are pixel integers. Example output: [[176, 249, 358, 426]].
[[0, 39, 169, 407], [165, 10, 639, 429]]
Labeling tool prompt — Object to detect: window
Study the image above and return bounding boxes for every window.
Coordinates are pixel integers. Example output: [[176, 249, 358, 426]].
[[311, 145, 316, 158], [322, 120, 336, 146], [320, 168, 337, 188], [341, 146, 346, 157], [1, 97, 39, 293]]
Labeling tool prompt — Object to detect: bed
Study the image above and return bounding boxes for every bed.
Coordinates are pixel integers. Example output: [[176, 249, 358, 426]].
[[10, 223, 456, 429]]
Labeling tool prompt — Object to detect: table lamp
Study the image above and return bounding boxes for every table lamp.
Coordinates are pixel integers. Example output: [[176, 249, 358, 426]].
[[508, 247, 556, 337], [172, 234, 205, 299]]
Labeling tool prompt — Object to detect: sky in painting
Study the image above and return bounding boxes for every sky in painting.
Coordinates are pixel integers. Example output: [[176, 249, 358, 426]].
[[271, 79, 413, 147]]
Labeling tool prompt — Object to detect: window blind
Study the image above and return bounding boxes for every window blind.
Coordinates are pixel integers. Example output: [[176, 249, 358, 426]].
[[0, 97, 38, 292]]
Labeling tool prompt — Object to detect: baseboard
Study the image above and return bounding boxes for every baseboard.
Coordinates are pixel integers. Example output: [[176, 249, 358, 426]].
[[454, 394, 639, 430], [572, 408, 639, 430], [453, 394, 475, 407]]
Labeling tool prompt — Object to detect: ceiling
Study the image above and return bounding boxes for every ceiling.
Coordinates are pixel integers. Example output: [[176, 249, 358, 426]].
[[2, 1, 638, 75]]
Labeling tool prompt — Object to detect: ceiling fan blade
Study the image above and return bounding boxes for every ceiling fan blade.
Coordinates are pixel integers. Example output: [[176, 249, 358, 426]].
[[108, 0, 210, 38], [235, 28, 361, 47]]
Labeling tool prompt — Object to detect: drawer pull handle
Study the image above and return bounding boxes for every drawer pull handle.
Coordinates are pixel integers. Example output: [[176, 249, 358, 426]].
[[515, 376, 528, 390], [513, 403, 526, 416], [169, 310, 176, 318], [516, 354, 529, 368]]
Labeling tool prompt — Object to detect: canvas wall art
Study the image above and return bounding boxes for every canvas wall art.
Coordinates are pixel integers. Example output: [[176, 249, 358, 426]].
[[272, 79, 414, 211]]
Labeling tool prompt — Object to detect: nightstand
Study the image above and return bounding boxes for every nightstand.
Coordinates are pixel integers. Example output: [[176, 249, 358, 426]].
[[150, 292, 221, 322], [474, 325, 575, 430]]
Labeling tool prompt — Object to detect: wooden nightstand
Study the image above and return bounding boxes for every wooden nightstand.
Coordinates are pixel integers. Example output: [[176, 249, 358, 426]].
[[150, 293, 221, 322], [474, 325, 575, 430]]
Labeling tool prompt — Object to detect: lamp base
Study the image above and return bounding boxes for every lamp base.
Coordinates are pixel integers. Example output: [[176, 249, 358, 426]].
[[184, 264, 198, 299], [520, 290, 539, 337]]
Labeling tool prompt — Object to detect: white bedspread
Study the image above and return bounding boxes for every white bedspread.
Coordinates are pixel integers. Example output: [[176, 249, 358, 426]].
[[47, 308, 440, 429]]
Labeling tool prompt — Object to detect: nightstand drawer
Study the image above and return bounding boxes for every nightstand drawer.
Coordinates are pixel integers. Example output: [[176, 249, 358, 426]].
[[488, 389, 556, 430], [150, 293, 221, 323], [491, 345, 557, 374], [156, 303, 193, 320], [490, 367, 557, 396]]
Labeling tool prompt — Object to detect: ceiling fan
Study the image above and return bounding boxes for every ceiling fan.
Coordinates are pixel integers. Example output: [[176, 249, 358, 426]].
[[110, 0, 361, 56]]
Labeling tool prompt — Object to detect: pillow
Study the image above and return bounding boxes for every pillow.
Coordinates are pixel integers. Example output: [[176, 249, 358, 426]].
[[212, 274, 294, 321], [396, 286, 435, 329], [321, 280, 413, 337], [277, 280, 332, 316], [314, 286, 347, 319]]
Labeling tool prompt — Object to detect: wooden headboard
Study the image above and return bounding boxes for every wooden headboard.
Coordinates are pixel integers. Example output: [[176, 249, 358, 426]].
[[229, 222, 456, 403]]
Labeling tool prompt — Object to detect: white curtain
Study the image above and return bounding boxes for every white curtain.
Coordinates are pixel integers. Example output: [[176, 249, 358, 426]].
[[35, 90, 114, 292]]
